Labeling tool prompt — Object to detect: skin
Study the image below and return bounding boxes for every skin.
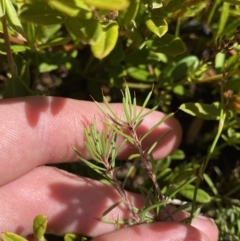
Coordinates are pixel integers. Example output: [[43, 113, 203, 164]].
[[0, 97, 219, 241]]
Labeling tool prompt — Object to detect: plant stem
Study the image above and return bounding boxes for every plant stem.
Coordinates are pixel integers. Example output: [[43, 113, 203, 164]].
[[1, 16, 17, 78], [189, 64, 227, 223], [130, 124, 173, 221]]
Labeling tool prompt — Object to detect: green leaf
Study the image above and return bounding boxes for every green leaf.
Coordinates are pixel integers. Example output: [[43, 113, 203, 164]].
[[3, 76, 33, 99], [39, 62, 58, 73], [22, 22, 36, 47], [108, 39, 125, 65], [174, 169, 196, 183], [170, 56, 199, 80], [2, 233, 27, 241], [146, 33, 186, 56], [14, 55, 30, 86], [38, 37, 70, 49], [127, 67, 150, 81], [102, 200, 125, 217], [222, 0, 240, 4], [0, 0, 5, 18], [179, 102, 220, 120], [5, 0, 25, 37], [216, 2, 229, 38], [165, 0, 186, 12], [65, 17, 103, 45], [47, 0, 92, 19], [91, 21, 119, 59], [170, 149, 185, 160], [20, 1, 65, 25], [145, 17, 168, 38], [64, 234, 85, 241], [179, 184, 211, 203], [33, 215, 48, 241], [123, 0, 140, 28], [203, 173, 218, 195], [84, 0, 129, 10]]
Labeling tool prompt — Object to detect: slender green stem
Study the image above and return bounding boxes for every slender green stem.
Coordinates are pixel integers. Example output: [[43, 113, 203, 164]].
[[206, 0, 221, 26], [189, 66, 227, 223], [175, 18, 181, 37]]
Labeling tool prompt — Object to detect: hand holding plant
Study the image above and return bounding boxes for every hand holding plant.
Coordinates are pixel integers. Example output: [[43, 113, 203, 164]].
[[0, 96, 218, 241]]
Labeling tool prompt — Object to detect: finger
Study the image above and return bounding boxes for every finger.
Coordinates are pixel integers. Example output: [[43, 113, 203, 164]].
[[92, 222, 212, 241], [0, 166, 218, 241], [0, 166, 144, 237], [0, 97, 182, 185], [160, 206, 219, 241]]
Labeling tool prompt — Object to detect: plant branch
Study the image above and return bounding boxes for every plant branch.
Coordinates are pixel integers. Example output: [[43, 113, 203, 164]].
[[1, 15, 17, 78]]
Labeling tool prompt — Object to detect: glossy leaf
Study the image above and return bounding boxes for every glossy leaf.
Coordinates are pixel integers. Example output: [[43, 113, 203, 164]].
[[33, 215, 48, 241], [123, 0, 140, 28], [65, 17, 103, 45], [91, 21, 119, 59], [146, 34, 186, 56], [47, 0, 92, 19], [5, 0, 25, 37], [84, 0, 129, 10], [2, 233, 27, 241], [0, 0, 5, 18], [179, 102, 220, 120], [179, 184, 211, 203], [20, 2, 65, 25], [145, 17, 168, 38]]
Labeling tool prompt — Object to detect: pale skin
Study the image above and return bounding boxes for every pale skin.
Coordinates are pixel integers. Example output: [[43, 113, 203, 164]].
[[0, 97, 219, 241]]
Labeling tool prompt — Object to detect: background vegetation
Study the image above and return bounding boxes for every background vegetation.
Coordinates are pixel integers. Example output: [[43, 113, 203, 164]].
[[1, 0, 240, 240]]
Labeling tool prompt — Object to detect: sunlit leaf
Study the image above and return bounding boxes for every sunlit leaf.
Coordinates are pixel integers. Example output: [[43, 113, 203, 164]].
[[123, 0, 140, 28], [0, 0, 5, 18], [5, 0, 25, 37], [47, 0, 92, 19], [33, 215, 48, 241], [145, 16, 168, 38], [84, 0, 129, 10], [179, 102, 220, 120], [2, 233, 27, 241], [91, 21, 119, 59]]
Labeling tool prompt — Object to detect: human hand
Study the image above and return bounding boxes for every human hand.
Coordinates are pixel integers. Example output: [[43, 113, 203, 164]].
[[0, 97, 218, 241]]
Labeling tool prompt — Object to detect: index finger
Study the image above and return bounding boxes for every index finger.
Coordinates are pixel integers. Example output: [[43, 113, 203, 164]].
[[0, 97, 182, 185]]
